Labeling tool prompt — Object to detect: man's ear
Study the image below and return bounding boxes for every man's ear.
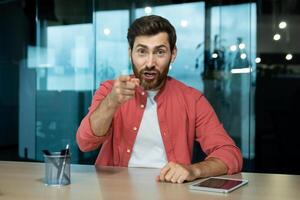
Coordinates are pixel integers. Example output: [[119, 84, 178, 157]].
[[171, 45, 177, 63], [128, 48, 132, 59]]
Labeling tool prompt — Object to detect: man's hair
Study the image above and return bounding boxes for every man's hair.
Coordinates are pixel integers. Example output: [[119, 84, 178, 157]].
[[127, 15, 177, 51]]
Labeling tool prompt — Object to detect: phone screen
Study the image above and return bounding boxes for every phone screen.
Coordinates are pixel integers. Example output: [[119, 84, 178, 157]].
[[194, 178, 244, 190]]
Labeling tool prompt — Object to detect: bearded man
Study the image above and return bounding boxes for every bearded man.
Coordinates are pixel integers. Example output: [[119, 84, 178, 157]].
[[76, 15, 242, 184]]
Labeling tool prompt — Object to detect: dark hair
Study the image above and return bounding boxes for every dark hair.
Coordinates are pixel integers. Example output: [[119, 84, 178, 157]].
[[127, 15, 177, 51]]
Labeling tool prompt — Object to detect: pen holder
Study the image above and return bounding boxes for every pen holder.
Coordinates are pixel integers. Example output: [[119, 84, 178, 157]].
[[44, 152, 71, 186]]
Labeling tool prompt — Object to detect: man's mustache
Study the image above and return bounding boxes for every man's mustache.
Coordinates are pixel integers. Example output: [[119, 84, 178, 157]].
[[140, 67, 160, 74]]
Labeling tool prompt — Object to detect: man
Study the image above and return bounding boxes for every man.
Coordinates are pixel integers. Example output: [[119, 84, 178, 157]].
[[76, 15, 243, 184]]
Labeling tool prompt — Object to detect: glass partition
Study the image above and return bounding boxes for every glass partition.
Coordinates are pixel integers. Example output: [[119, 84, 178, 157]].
[[20, 0, 96, 163], [205, 3, 256, 159]]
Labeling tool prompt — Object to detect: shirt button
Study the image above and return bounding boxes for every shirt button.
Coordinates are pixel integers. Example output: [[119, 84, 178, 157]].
[[141, 92, 145, 95], [163, 132, 166, 136], [140, 104, 144, 108], [133, 127, 137, 131], [127, 149, 131, 153]]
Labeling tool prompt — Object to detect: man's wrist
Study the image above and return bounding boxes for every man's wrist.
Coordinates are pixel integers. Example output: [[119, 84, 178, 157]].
[[190, 163, 202, 179], [106, 93, 120, 110]]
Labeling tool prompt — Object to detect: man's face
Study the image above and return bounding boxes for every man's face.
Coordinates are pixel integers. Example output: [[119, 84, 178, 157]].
[[129, 32, 177, 90]]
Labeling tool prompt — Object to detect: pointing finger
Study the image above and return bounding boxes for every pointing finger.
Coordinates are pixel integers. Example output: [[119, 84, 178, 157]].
[[130, 78, 140, 87], [118, 75, 131, 82]]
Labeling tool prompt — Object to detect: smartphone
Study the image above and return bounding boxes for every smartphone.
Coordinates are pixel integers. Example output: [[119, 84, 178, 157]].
[[189, 177, 248, 193]]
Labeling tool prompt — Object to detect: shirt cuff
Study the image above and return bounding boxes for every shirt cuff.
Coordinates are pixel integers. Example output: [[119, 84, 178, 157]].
[[76, 114, 111, 152]]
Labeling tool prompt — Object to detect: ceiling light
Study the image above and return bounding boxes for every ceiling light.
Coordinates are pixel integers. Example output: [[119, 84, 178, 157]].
[[285, 54, 293, 60], [279, 21, 287, 29], [255, 57, 261, 63], [239, 43, 246, 49], [273, 33, 281, 41], [231, 67, 252, 74], [180, 20, 188, 28], [144, 6, 152, 14], [103, 28, 111, 35], [212, 53, 218, 58], [230, 45, 237, 51], [240, 53, 247, 59]]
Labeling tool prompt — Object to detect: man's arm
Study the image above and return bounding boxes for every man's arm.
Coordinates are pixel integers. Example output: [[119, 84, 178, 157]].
[[157, 94, 242, 184], [76, 75, 139, 152], [89, 92, 120, 137], [90, 75, 140, 136]]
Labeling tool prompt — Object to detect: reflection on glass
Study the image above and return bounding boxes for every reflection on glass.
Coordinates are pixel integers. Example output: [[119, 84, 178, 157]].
[[28, 24, 95, 91], [95, 10, 129, 86], [31, 21, 95, 161], [45, 24, 94, 91], [205, 3, 256, 159]]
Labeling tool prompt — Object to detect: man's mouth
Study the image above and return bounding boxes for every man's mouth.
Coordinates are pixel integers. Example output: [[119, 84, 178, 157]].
[[142, 71, 157, 81]]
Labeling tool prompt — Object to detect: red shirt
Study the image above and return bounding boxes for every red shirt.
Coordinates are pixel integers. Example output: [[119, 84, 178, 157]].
[[76, 77, 243, 174]]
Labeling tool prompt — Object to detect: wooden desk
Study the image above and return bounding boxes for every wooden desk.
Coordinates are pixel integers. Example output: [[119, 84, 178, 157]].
[[0, 161, 300, 200]]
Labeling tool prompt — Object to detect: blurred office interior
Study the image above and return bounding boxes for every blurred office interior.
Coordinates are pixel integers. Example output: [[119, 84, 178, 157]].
[[0, 0, 299, 174]]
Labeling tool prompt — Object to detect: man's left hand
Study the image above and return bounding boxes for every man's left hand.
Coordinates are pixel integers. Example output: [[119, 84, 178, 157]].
[[157, 162, 197, 184]]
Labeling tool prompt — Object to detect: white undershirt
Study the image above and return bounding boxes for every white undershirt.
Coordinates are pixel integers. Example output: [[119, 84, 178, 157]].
[[128, 90, 168, 168]]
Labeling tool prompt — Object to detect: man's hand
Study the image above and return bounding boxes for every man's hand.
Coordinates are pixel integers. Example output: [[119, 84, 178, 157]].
[[156, 162, 198, 184], [156, 158, 228, 184], [90, 75, 139, 137], [108, 75, 140, 108]]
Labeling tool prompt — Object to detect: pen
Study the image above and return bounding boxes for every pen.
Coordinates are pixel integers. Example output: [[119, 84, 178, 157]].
[[58, 144, 69, 185]]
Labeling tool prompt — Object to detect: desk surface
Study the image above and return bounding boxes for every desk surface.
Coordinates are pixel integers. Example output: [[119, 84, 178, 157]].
[[0, 161, 300, 200]]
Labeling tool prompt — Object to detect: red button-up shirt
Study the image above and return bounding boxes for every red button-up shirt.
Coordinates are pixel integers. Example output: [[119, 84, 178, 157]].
[[76, 77, 243, 174]]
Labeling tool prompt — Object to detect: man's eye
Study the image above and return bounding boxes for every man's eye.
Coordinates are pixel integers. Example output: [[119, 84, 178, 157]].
[[137, 49, 146, 54], [156, 50, 166, 56]]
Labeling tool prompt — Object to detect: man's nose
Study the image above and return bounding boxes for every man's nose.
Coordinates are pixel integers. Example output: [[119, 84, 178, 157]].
[[145, 53, 156, 67]]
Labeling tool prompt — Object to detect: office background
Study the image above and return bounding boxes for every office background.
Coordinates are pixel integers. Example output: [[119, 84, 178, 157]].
[[0, 0, 299, 174]]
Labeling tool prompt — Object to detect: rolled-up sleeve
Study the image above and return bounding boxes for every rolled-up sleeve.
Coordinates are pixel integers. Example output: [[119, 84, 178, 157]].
[[195, 95, 243, 174], [76, 81, 114, 152]]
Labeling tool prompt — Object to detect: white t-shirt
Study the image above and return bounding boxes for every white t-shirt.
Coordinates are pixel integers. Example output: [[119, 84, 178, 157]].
[[128, 90, 168, 168]]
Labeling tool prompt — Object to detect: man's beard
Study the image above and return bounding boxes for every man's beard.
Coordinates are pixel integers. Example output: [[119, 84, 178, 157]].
[[132, 59, 171, 90]]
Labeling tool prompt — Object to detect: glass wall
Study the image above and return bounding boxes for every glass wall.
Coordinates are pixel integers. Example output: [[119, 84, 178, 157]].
[[19, 0, 256, 168], [20, 0, 96, 163], [206, 3, 256, 159]]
